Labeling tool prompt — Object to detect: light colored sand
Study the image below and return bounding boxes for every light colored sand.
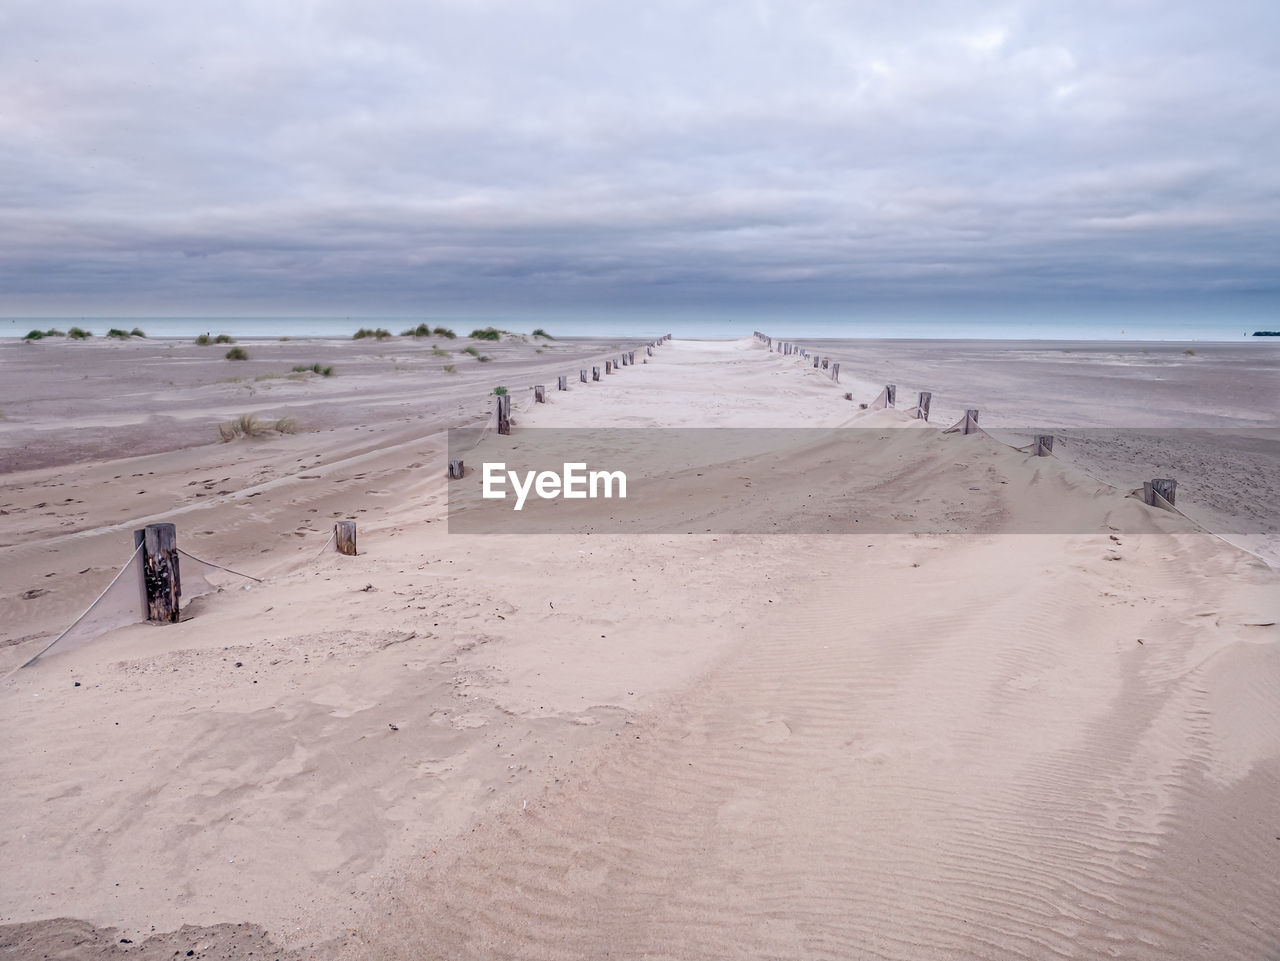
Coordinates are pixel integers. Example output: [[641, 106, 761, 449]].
[[1, 336, 1277, 959]]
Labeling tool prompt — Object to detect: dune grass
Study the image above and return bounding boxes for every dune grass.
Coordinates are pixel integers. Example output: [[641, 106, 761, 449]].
[[461, 346, 480, 356], [218, 413, 298, 441], [292, 362, 334, 376], [130, 328, 146, 337], [443, 364, 457, 373], [196, 333, 235, 345], [492, 385, 508, 395], [67, 327, 92, 339], [469, 327, 502, 341], [106, 328, 130, 339], [225, 346, 250, 360], [531, 328, 553, 339], [353, 327, 392, 340]]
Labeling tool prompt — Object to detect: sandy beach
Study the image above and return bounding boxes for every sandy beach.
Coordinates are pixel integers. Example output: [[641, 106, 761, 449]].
[[2, 333, 1278, 960]]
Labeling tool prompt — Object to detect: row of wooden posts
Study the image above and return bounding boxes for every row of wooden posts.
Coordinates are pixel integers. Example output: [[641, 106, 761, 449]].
[[447, 335, 674, 481], [752, 331, 1178, 510], [126, 331, 1177, 626]]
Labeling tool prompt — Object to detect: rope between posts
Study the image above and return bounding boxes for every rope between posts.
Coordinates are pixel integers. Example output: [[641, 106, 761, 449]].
[[18, 543, 144, 670], [177, 549, 263, 582]]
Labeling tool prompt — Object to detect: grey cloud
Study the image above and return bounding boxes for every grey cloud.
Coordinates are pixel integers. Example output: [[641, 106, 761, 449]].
[[1, 0, 1278, 314]]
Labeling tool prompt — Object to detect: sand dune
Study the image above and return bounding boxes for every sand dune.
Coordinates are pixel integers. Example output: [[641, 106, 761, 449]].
[[2, 336, 1277, 959]]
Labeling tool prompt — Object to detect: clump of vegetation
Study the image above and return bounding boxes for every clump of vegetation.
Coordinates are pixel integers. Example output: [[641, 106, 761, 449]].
[[292, 362, 334, 376], [469, 327, 502, 341], [196, 333, 235, 345], [535, 348, 544, 354], [1183, 348, 1196, 356], [432, 326, 456, 339], [431, 346, 448, 357], [130, 328, 146, 337], [492, 386, 508, 395], [45, 328, 66, 336], [106, 328, 130, 339], [225, 346, 250, 360], [67, 326, 92, 339], [442, 364, 457, 374], [531, 328, 553, 339], [217, 413, 298, 441], [353, 327, 392, 340], [23, 330, 45, 340], [402, 323, 430, 337], [477, 354, 492, 362], [461, 346, 480, 356]]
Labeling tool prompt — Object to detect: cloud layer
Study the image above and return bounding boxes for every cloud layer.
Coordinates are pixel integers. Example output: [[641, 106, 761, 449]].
[[3, 0, 1278, 314]]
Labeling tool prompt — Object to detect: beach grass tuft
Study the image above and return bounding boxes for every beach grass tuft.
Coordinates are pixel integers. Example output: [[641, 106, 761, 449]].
[[461, 346, 480, 356], [492, 386, 508, 395], [433, 326, 456, 339], [469, 327, 502, 341], [130, 328, 146, 337], [218, 412, 298, 441], [443, 364, 456, 373], [225, 346, 250, 360], [106, 328, 130, 339], [292, 363, 334, 376], [353, 327, 392, 340], [531, 328, 553, 339], [67, 326, 92, 339]]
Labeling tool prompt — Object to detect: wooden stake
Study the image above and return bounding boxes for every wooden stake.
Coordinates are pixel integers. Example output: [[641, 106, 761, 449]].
[[558, 375, 567, 391], [1033, 434, 1054, 456], [813, 356, 820, 368], [917, 391, 931, 421], [335, 520, 357, 556], [497, 393, 511, 434], [605, 360, 613, 374], [831, 362, 839, 382], [822, 358, 829, 369], [885, 384, 896, 408], [133, 523, 180, 623], [1152, 477, 1177, 506], [592, 366, 600, 381], [448, 459, 464, 479], [580, 369, 588, 383], [647, 346, 653, 356], [534, 385, 546, 403]]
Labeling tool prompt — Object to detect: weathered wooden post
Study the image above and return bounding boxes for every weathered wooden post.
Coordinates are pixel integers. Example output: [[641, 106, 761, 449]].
[[647, 346, 653, 356], [580, 369, 588, 383], [605, 360, 613, 374], [497, 393, 511, 435], [448, 459, 464, 479], [813, 356, 820, 368], [620, 354, 628, 367], [1033, 434, 1054, 456], [885, 384, 896, 408], [629, 351, 635, 364], [822, 358, 829, 369], [557, 375, 567, 391], [592, 366, 601, 381], [534, 385, 546, 403], [963, 409, 979, 435], [831, 362, 839, 382], [133, 523, 180, 623], [917, 391, 931, 421], [1150, 477, 1177, 506], [335, 520, 357, 555]]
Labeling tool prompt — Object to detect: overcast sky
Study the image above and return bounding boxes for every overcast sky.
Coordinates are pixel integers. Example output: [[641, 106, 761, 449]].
[[2, 0, 1278, 317]]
